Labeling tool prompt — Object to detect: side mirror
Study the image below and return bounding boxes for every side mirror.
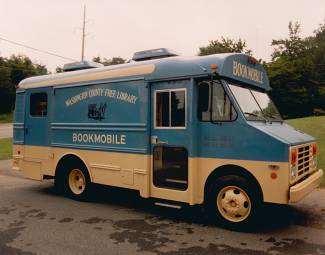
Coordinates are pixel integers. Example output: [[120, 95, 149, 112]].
[[198, 82, 210, 112]]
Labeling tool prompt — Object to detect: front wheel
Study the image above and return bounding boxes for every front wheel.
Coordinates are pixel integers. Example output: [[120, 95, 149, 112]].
[[206, 175, 261, 230]]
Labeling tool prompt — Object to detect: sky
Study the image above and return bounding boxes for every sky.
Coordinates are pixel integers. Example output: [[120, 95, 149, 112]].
[[0, 0, 324, 72]]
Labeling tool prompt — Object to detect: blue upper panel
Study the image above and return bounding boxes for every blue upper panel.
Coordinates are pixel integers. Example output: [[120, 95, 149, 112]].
[[51, 80, 149, 154], [19, 53, 270, 91], [249, 122, 315, 146], [214, 54, 270, 90], [16, 52, 304, 163]]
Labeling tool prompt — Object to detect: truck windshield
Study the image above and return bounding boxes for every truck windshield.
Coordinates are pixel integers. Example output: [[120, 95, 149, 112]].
[[228, 83, 282, 122]]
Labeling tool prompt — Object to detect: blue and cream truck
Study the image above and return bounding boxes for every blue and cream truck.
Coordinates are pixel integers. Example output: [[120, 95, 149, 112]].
[[13, 48, 323, 228]]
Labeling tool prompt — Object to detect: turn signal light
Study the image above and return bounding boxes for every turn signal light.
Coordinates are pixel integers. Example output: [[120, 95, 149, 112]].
[[270, 172, 277, 179], [312, 143, 317, 156], [291, 149, 297, 165], [210, 64, 218, 72]]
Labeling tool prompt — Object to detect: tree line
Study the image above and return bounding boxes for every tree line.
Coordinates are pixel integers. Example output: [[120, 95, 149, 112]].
[[198, 21, 325, 118], [0, 55, 47, 113], [0, 21, 324, 119]]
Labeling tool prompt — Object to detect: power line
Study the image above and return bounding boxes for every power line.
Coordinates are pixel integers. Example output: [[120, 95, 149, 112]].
[[0, 36, 78, 62]]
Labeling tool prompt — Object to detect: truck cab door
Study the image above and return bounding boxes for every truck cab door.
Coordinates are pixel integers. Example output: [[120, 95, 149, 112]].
[[150, 79, 194, 203]]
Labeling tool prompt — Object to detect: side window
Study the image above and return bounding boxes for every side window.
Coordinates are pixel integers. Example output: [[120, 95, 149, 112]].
[[198, 80, 236, 122], [212, 83, 237, 121], [30, 93, 48, 117], [155, 89, 186, 128]]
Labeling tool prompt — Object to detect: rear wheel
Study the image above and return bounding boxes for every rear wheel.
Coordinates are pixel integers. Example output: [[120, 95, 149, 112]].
[[56, 160, 92, 200], [206, 175, 261, 230], [68, 168, 87, 195]]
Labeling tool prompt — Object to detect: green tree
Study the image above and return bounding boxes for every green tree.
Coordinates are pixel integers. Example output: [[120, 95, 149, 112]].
[[55, 57, 127, 73], [312, 22, 325, 111], [198, 37, 252, 56], [55, 66, 63, 73], [0, 57, 13, 114], [0, 55, 48, 114], [92, 56, 126, 66], [266, 21, 323, 118], [271, 22, 312, 60]]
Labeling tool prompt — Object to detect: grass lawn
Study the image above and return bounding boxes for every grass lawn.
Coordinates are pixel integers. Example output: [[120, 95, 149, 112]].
[[0, 138, 12, 160], [0, 112, 13, 123], [287, 116, 325, 186]]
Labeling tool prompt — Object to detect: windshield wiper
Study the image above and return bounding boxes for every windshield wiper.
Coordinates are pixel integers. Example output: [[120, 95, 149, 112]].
[[244, 112, 267, 122], [265, 114, 283, 123], [266, 114, 278, 120], [244, 112, 259, 118]]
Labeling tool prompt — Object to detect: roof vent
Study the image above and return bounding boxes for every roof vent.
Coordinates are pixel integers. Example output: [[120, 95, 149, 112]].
[[132, 48, 178, 62], [63, 61, 104, 72]]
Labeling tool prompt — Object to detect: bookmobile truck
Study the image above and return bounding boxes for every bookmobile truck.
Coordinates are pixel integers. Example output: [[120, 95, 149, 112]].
[[13, 48, 323, 229]]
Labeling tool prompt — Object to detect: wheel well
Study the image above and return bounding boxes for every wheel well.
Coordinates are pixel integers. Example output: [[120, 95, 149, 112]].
[[55, 154, 88, 180], [204, 164, 263, 203]]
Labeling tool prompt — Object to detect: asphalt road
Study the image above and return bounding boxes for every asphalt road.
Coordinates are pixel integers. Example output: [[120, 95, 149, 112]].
[[0, 123, 13, 139], [0, 159, 325, 255]]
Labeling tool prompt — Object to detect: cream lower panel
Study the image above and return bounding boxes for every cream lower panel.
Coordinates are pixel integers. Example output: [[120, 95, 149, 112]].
[[51, 147, 151, 198], [150, 157, 289, 205], [15, 145, 290, 205], [194, 158, 290, 205], [150, 157, 196, 204], [22, 160, 42, 180], [13, 145, 42, 181], [12, 145, 25, 171], [13, 144, 53, 177], [14, 145, 151, 198]]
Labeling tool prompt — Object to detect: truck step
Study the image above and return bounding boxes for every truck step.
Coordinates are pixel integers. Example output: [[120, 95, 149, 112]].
[[154, 202, 182, 209]]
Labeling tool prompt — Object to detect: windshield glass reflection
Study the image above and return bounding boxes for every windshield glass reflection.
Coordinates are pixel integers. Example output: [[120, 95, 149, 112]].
[[228, 83, 282, 122]]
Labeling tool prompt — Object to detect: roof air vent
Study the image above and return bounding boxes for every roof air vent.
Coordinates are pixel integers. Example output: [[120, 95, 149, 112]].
[[63, 61, 104, 72], [132, 48, 178, 62]]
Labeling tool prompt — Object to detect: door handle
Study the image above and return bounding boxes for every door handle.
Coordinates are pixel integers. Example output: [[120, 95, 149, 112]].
[[151, 136, 168, 145], [25, 127, 28, 135]]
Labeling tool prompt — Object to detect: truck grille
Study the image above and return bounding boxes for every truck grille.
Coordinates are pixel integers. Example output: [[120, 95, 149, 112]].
[[297, 144, 312, 177]]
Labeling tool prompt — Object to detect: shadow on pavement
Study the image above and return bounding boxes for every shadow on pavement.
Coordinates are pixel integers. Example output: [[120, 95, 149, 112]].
[[35, 180, 319, 233]]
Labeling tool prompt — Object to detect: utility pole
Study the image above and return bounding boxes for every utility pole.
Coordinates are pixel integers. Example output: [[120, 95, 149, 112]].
[[81, 5, 86, 62]]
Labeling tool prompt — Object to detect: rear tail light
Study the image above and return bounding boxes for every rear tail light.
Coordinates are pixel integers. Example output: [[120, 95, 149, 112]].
[[291, 149, 297, 165]]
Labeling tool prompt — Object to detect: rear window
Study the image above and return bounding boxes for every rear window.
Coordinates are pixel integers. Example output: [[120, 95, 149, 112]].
[[30, 93, 48, 117]]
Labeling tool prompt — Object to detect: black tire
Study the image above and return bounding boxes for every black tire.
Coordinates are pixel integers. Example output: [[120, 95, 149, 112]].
[[54, 174, 65, 194], [56, 160, 92, 201], [206, 175, 262, 230]]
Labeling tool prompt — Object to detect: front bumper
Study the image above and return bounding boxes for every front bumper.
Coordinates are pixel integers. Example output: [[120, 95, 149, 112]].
[[289, 169, 323, 203]]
